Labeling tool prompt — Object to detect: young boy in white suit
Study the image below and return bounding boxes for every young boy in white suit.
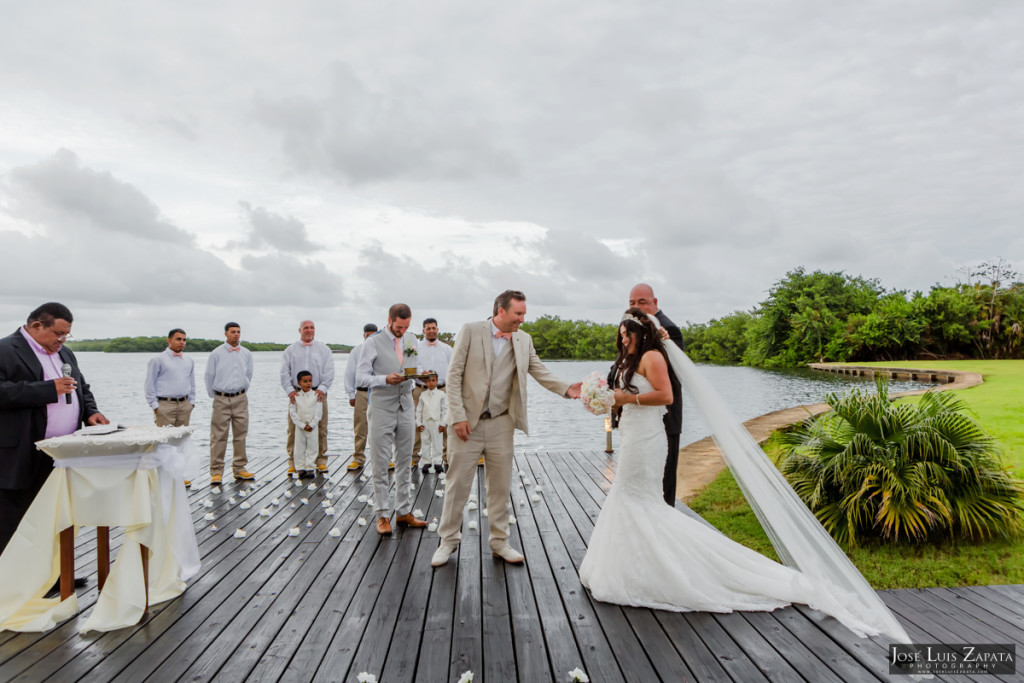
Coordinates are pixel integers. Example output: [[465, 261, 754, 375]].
[[415, 372, 447, 474], [289, 371, 322, 479]]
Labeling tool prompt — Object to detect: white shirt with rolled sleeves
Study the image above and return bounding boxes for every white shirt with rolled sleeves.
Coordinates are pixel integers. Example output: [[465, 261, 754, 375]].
[[416, 338, 453, 386], [280, 340, 335, 394], [204, 343, 253, 397], [144, 347, 195, 409], [344, 342, 367, 400]]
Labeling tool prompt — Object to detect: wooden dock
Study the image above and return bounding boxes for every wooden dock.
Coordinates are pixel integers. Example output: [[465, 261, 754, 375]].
[[1, 450, 1021, 682]]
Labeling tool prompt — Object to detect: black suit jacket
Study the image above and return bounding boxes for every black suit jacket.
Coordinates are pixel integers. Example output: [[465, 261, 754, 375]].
[[608, 309, 684, 435], [0, 329, 99, 489]]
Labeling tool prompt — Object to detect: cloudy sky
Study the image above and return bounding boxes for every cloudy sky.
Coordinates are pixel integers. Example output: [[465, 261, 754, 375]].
[[1, 2, 1020, 344]]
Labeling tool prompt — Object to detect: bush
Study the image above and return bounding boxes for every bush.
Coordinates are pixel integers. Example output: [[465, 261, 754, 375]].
[[778, 378, 1024, 546]]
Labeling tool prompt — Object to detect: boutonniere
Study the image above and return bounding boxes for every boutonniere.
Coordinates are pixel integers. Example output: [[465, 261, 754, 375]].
[[404, 342, 418, 356]]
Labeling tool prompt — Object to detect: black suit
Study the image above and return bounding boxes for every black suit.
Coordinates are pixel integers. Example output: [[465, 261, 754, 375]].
[[0, 329, 99, 553], [609, 310, 684, 505]]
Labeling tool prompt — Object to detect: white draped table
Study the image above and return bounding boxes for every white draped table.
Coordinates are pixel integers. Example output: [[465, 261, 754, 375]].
[[0, 426, 201, 633]]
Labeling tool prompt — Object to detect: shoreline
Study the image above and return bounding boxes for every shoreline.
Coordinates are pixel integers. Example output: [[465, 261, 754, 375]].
[[675, 363, 985, 502]]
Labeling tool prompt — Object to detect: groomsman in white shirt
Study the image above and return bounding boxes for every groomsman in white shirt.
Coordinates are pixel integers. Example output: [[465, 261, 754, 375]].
[[145, 328, 196, 484], [412, 318, 452, 468], [205, 322, 255, 485], [280, 320, 336, 476], [344, 323, 377, 471]]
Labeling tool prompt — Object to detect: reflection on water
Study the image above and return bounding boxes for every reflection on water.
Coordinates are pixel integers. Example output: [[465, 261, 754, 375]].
[[74, 353, 937, 463]]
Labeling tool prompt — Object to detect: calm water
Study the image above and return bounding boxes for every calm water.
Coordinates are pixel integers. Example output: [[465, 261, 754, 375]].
[[75, 352, 935, 462]]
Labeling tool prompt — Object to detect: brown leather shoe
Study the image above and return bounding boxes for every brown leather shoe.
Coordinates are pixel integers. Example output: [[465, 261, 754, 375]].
[[395, 513, 428, 528], [376, 517, 393, 535]]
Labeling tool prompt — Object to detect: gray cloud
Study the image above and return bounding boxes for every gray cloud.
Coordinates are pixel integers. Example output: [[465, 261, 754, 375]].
[[233, 201, 322, 253]]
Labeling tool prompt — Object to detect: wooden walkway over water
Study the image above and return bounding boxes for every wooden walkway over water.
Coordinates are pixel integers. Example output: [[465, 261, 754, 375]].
[[1, 450, 1022, 682]]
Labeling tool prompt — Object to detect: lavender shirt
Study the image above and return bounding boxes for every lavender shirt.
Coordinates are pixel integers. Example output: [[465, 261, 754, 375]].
[[19, 327, 81, 439]]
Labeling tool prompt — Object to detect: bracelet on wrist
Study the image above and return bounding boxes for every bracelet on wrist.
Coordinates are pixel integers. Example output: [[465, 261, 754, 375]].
[[635, 393, 641, 405]]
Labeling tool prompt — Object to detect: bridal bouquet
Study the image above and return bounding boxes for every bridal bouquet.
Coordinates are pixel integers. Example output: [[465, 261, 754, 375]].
[[580, 371, 614, 415]]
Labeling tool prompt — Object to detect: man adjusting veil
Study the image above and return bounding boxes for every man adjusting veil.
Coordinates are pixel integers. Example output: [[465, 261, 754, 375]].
[[432, 290, 581, 567]]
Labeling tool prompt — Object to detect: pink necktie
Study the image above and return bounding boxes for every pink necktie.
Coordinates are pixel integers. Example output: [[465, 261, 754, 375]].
[[494, 330, 511, 340], [394, 337, 403, 364]]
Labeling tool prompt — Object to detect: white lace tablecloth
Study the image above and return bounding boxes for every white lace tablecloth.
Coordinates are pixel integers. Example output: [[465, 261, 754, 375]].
[[0, 426, 201, 634]]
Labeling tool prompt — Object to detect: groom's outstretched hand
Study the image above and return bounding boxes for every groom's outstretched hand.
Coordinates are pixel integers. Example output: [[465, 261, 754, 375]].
[[453, 421, 472, 441], [566, 382, 582, 399]]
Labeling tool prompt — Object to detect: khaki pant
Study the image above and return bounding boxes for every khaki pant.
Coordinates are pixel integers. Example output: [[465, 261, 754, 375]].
[[286, 397, 328, 470], [351, 390, 368, 465], [154, 399, 193, 427], [438, 413, 513, 553], [209, 393, 249, 477], [412, 385, 447, 466]]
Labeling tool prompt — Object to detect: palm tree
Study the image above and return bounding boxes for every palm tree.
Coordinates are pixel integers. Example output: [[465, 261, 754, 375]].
[[778, 378, 1024, 546]]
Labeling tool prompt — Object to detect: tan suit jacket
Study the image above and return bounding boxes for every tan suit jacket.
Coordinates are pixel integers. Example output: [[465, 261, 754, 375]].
[[446, 320, 570, 435]]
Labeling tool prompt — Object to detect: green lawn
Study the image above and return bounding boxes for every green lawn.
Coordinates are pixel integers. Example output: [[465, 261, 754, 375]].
[[689, 360, 1024, 589]]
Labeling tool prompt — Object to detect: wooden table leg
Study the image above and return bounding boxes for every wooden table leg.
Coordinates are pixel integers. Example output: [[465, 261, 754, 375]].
[[59, 527, 75, 600], [97, 526, 110, 590], [140, 544, 150, 615]]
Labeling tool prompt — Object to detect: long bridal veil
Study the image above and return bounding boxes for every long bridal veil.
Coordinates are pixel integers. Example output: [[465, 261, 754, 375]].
[[654, 318, 911, 643]]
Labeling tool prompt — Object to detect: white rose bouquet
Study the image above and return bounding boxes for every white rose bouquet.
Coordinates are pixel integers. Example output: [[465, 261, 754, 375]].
[[580, 371, 614, 415]]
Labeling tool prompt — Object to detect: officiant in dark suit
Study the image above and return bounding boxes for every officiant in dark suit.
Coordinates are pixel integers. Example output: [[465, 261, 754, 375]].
[[0, 302, 108, 555], [609, 284, 684, 505]]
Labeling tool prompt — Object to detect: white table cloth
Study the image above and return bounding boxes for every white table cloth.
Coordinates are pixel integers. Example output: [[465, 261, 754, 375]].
[[0, 426, 200, 633]]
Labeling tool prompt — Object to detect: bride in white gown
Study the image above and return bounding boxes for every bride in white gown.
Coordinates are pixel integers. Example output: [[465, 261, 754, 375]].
[[579, 309, 912, 643]]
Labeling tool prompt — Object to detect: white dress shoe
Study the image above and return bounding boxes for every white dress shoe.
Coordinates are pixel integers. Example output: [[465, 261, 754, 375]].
[[431, 543, 458, 567], [491, 545, 525, 564]]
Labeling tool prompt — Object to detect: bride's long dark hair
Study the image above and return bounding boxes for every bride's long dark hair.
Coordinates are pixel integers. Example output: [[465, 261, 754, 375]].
[[615, 307, 669, 395]]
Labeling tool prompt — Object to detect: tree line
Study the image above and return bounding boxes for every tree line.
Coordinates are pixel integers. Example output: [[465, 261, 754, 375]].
[[67, 337, 352, 353], [685, 260, 1024, 367]]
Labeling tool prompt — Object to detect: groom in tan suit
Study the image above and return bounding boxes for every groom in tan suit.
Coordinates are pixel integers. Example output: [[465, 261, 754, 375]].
[[432, 290, 581, 567]]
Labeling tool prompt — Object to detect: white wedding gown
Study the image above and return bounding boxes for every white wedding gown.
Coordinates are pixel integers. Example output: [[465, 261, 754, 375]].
[[579, 374, 819, 613]]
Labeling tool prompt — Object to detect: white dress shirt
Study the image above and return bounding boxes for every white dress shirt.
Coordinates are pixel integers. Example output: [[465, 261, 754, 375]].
[[280, 340, 335, 394], [144, 347, 196, 409], [289, 389, 323, 427], [416, 338, 453, 386], [491, 322, 510, 357], [343, 342, 367, 400], [204, 343, 254, 397]]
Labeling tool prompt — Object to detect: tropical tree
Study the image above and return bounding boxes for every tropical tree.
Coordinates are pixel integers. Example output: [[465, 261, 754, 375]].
[[778, 379, 1024, 546]]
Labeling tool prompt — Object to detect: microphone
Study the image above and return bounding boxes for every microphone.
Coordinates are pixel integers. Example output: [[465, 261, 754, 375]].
[[62, 363, 73, 404]]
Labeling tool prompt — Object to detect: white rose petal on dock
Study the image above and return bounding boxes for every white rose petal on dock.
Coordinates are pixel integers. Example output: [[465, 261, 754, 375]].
[[289, 503, 297, 509], [328, 528, 342, 538], [239, 502, 251, 509], [534, 485, 543, 493], [438, 473, 446, 481], [233, 528, 246, 539], [469, 494, 477, 503], [467, 501, 477, 511], [427, 521, 438, 532], [203, 512, 215, 521], [238, 490, 247, 498], [307, 483, 317, 491], [259, 508, 270, 517], [522, 479, 531, 487], [287, 527, 300, 537], [271, 498, 281, 506], [324, 507, 336, 516], [321, 500, 330, 508], [300, 498, 309, 505], [458, 671, 474, 683], [211, 486, 222, 494], [284, 490, 292, 499], [203, 500, 213, 508], [294, 480, 303, 488], [531, 495, 541, 502], [324, 492, 333, 500], [358, 494, 368, 503], [356, 673, 377, 683], [306, 521, 313, 528], [413, 508, 424, 517], [410, 483, 416, 490], [482, 508, 489, 517], [434, 489, 444, 498], [467, 520, 478, 530], [228, 497, 236, 505], [509, 515, 517, 524], [367, 499, 375, 507], [357, 517, 367, 526]]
